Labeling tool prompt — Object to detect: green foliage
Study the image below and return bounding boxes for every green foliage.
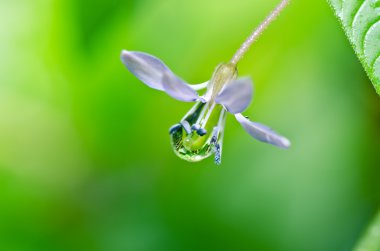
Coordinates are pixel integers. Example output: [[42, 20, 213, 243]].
[[354, 209, 380, 251], [328, 0, 380, 94]]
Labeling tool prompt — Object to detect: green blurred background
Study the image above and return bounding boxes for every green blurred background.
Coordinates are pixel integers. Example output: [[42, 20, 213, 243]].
[[1, 0, 380, 250]]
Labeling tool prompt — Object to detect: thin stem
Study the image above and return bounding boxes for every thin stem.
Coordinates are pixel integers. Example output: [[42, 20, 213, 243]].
[[230, 0, 290, 66], [201, 103, 216, 126], [194, 102, 210, 125], [181, 102, 200, 121]]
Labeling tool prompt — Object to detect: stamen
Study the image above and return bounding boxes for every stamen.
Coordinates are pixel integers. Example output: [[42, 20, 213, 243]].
[[191, 124, 200, 131], [169, 123, 182, 134], [180, 120, 192, 135], [194, 102, 210, 126], [211, 126, 219, 144], [213, 109, 227, 164], [210, 109, 226, 145], [200, 103, 216, 127], [214, 143, 221, 165], [190, 101, 212, 136], [217, 109, 226, 129], [181, 102, 201, 121], [189, 102, 217, 137], [197, 128, 207, 136]]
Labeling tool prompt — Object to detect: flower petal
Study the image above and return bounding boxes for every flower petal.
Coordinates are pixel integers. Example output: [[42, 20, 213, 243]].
[[215, 77, 253, 114], [121, 50, 172, 91], [189, 82, 209, 91], [235, 113, 291, 149], [162, 71, 199, 102]]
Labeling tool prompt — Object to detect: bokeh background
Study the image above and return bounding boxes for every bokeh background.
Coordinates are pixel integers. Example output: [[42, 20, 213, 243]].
[[1, 0, 380, 250]]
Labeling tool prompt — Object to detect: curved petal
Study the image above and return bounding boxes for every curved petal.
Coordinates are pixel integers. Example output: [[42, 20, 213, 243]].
[[189, 82, 209, 91], [121, 50, 172, 91], [235, 113, 291, 149], [215, 77, 253, 114], [162, 71, 199, 102]]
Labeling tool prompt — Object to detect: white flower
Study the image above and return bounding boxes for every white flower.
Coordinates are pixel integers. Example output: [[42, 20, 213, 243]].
[[121, 50, 290, 165]]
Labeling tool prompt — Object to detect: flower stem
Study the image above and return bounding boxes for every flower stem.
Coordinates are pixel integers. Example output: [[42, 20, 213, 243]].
[[230, 0, 290, 66], [353, 208, 380, 251]]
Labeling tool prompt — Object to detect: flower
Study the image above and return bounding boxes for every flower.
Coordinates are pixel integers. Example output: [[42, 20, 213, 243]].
[[121, 50, 290, 165]]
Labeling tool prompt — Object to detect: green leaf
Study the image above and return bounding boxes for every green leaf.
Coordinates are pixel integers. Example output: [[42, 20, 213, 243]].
[[328, 0, 380, 94], [353, 209, 380, 251]]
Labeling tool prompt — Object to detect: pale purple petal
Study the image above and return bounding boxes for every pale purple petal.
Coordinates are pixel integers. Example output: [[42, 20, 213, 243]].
[[235, 113, 291, 149], [215, 77, 253, 114], [120, 50, 171, 91], [189, 82, 209, 91], [162, 71, 199, 102]]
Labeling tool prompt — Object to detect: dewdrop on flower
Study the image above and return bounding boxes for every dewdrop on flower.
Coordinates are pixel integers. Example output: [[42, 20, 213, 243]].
[[121, 0, 291, 165]]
